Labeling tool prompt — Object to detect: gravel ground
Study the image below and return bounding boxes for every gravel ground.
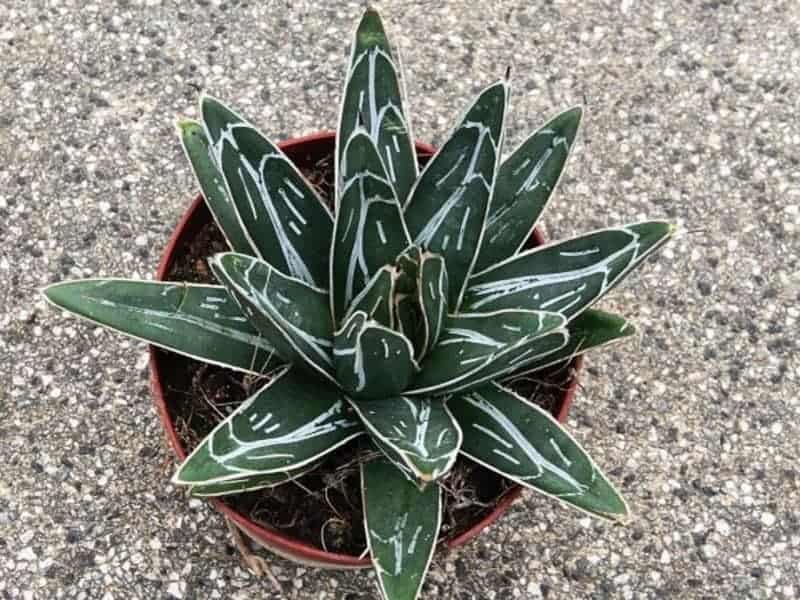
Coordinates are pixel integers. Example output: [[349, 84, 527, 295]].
[[1, 1, 798, 598]]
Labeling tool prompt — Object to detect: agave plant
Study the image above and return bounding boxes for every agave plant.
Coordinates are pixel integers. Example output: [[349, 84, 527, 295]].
[[43, 9, 673, 600]]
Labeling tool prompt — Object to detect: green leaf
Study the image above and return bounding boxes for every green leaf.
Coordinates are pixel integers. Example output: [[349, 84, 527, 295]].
[[448, 331, 569, 395], [394, 293, 422, 351], [416, 253, 448, 359], [173, 367, 362, 485], [331, 129, 411, 322], [201, 95, 333, 288], [333, 311, 418, 400], [344, 265, 397, 329], [404, 80, 509, 309], [395, 245, 422, 294], [209, 253, 335, 382], [391, 246, 425, 349], [42, 279, 277, 374], [349, 396, 462, 485], [177, 119, 254, 255], [504, 309, 636, 379], [464, 222, 674, 319], [474, 107, 582, 272], [380, 247, 449, 362], [190, 463, 319, 497], [362, 457, 441, 600], [408, 309, 566, 395], [337, 8, 417, 207], [448, 383, 628, 520]]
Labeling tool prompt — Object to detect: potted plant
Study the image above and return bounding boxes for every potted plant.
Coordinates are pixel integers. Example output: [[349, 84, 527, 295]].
[[43, 9, 673, 600]]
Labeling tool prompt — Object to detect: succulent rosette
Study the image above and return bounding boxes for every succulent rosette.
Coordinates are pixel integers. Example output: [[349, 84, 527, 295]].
[[44, 9, 673, 600]]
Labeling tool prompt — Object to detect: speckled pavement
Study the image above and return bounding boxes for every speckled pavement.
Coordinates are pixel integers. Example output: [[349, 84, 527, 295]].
[[1, 1, 798, 598]]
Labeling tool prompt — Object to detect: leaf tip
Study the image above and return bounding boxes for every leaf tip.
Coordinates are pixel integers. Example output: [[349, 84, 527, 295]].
[[620, 319, 637, 337], [208, 251, 242, 271], [198, 92, 228, 124], [170, 468, 189, 487], [39, 283, 56, 301], [207, 252, 238, 282], [356, 6, 388, 45], [39, 280, 72, 310], [566, 104, 584, 122], [198, 91, 216, 108], [176, 117, 199, 134], [360, 5, 383, 23], [417, 472, 433, 485], [592, 483, 631, 524], [606, 503, 632, 525]]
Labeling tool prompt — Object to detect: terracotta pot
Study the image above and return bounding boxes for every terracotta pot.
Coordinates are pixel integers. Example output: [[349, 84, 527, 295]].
[[149, 131, 583, 569]]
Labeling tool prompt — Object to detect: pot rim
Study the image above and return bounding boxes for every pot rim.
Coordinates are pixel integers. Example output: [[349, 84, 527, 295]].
[[149, 130, 583, 568]]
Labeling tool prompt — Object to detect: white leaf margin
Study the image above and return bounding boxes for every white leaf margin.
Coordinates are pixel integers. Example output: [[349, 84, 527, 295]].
[[209, 253, 338, 385], [402, 78, 510, 309], [360, 458, 443, 600], [172, 366, 364, 486], [468, 221, 674, 312], [189, 462, 320, 497], [448, 381, 630, 522], [41, 278, 277, 375], [347, 396, 463, 485], [334, 10, 419, 211], [483, 104, 584, 260], [406, 308, 568, 396]]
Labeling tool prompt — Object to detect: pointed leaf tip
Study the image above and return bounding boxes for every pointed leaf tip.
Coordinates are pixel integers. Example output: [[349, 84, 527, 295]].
[[449, 383, 629, 521], [506, 309, 637, 378], [362, 6, 382, 19], [176, 118, 196, 133], [350, 396, 462, 485], [474, 105, 583, 272], [362, 457, 441, 600], [337, 8, 417, 209], [466, 221, 674, 318], [357, 7, 388, 41], [404, 80, 509, 309], [565, 104, 583, 119]]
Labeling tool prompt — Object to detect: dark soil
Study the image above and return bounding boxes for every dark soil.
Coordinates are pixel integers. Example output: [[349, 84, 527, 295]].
[[157, 151, 576, 556], [166, 221, 229, 284]]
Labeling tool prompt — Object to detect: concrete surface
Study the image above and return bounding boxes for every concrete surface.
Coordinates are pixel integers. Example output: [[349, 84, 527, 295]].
[[1, 0, 798, 598]]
